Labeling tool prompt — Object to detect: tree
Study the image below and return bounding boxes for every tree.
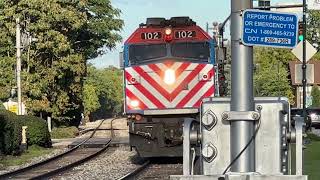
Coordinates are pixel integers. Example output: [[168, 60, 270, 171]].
[[83, 66, 101, 122], [0, 0, 123, 125], [311, 85, 320, 107], [307, 10, 320, 60], [254, 47, 295, 104], [83, 65, 123, 121]]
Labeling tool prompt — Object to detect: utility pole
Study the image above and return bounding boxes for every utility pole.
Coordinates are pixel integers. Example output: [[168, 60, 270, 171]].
[[230, 0, 255, 172], [302, 0, 307, 124], [16, 18, 22, 115]]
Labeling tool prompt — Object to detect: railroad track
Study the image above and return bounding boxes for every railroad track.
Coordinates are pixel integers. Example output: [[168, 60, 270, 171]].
[[118, 160, 150, 180], [118, 160, 182, 180], [0, 118, 118, 180]]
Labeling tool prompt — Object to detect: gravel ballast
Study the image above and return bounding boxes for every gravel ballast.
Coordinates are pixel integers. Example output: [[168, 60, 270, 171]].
[[53, 145, 139, 180]]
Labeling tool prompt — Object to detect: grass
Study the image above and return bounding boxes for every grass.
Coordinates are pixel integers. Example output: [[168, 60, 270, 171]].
[[0, 145, 53, 167], [304, 133, 320, 180], [50, 126, 79, 139]]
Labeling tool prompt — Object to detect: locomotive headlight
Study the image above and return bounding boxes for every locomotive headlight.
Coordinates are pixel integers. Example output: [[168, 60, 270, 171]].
[[164, 69, 175, 85], [165, 28, 172, 35], [130, 100, 139, 108]]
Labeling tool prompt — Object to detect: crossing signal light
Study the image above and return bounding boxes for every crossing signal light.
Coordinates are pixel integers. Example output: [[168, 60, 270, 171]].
[[258, 0, 271, 10], [218, 64, 227, 96], [298, 22, 304, 41]]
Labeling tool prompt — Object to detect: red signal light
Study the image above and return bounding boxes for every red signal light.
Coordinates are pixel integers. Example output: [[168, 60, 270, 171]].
[[135, 114, 142, 121]]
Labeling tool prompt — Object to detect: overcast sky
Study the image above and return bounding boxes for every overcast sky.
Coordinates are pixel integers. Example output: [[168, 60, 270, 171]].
[[89, 0, 302, 68]]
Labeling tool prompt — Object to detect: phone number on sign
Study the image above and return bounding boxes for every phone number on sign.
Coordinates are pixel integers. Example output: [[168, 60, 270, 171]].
[[264, 37, 291, 44], [261, 30, 295, 37]]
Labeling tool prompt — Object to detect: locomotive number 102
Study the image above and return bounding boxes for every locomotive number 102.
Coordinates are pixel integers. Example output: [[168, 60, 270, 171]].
[[141, 32, 162, 40], [175, 30, 196, 39]]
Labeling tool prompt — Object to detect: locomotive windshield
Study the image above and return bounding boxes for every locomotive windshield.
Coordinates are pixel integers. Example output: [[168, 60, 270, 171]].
[[171, 42, 210, 61], [129, 43, 167, 65], [128, 41, 210, 65]]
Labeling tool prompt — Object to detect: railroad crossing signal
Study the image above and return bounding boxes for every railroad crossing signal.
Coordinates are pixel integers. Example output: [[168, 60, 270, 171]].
[[298, 21, 304, 41], [218, 63, 227, 96], [258, 0, 271, 10]]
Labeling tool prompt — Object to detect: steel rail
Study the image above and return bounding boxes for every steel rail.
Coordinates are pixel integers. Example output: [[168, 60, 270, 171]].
[[79, 128, 126, 135], [31, 139, 112, 180], [0, 118, 117, 179], [118, 160, 151, 180]]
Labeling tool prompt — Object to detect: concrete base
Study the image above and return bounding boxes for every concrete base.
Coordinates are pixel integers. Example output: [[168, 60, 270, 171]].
[[170, 174, 308, 180]]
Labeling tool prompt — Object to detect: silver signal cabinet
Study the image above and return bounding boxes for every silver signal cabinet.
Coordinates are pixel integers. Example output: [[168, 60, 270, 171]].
[[171, 97, 308, 180]]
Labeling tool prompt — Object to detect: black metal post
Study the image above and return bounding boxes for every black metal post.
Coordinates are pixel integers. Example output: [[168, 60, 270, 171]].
[[302, 0, 307, 122]]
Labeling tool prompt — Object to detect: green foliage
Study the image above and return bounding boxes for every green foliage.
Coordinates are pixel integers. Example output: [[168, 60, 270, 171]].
[[0, 101, 5, 110], [307, 10, 320, 60], [19, 115, 52, 148], [50, 126, 79, 139], [311, 85, 320, 107], [83, 66, 101, 121], [0, 145, 52, 166], [0, 109, 51, 155], [254, 47, 295, 104], [0, 110, 22, 155], [0, 0, 123, 125], [0, 57, 15, 101], [83, 65, 123, 120]]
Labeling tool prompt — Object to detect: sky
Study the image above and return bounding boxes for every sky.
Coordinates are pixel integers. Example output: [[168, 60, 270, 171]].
[[89, 0, 302, 68]]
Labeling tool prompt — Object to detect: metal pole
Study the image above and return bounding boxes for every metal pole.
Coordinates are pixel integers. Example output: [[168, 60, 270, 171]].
[[16, 18, 22, 115], [206, 22, 209, 33], [302, 0, 307, 124], [230, 0, 255, 172]]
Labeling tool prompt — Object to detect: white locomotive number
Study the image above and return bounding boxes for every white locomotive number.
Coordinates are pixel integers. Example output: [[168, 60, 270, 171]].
[[141, 32, 161, 40], [175, 31, 195, 39]]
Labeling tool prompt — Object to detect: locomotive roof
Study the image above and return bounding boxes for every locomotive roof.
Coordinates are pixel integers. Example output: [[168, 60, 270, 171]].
[[125, 17, 212, 44], [140, 17, 196, 28]]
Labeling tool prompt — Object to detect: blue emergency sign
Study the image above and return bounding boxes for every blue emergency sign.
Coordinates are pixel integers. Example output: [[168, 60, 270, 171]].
[[242, 10, 298, 48]]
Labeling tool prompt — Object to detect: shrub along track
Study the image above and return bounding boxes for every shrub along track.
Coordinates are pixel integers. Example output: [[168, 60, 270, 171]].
[[0, 118, 118, 180]]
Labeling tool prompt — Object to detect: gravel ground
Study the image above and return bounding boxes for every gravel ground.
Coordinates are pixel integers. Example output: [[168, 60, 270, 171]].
[[137, 163, 183, 180], [53, 145, 139, 180], [0, 148, 67, 175]]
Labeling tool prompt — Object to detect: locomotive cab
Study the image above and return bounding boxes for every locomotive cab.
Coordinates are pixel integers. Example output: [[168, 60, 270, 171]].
[[122, 17, 216, 157]]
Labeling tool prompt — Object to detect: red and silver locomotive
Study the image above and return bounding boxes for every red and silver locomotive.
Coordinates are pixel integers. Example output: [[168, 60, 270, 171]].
[[122, 17, 217, 157]]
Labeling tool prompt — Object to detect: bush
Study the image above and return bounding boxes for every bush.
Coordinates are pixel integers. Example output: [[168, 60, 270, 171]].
[[19, 115, 52, 148], [0, 109, 22, 155], [51, 126, 79, 139], [0, 101, 5, 110]]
